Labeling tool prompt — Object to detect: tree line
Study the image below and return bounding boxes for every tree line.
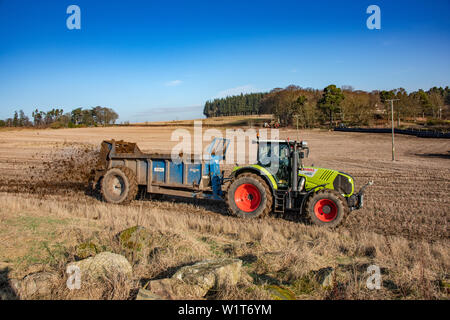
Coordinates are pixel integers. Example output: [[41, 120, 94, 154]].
[[203, 93, 266, 117], [0, 106, 119, 128], [203, 85, 450, 127]]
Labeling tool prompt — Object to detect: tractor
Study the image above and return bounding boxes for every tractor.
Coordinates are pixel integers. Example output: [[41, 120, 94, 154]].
[[90, 138, 372, 227], [225, 138, 372, 227]]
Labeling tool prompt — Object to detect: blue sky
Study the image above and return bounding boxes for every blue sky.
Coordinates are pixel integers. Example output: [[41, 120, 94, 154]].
[[0, 0, 449, 122]]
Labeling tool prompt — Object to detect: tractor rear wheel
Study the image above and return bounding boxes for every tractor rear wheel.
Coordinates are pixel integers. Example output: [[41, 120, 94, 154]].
[[305, 189, 348, 227], [101, 166, 138, 204], [226, 173, 273, 218]]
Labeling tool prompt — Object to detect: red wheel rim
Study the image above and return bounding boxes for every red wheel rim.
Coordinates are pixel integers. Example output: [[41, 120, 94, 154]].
[[314, 199, 338, 222], [234, 184, 262, 213]]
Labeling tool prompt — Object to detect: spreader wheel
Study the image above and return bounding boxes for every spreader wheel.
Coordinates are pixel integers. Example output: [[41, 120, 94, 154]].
[[305, 189, 348, 227], [226, 173, 273, 218], [101, 166, 138, 204]]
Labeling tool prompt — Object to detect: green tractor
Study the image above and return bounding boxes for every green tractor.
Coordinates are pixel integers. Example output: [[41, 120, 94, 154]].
[[225, 139, 372, 227]]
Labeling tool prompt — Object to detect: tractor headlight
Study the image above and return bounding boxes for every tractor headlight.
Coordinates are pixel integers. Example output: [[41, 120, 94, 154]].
[[333, 174, 353, 195]]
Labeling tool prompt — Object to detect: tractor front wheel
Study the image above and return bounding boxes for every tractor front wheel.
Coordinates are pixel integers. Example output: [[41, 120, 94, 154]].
[[305, 189, 348, 227], [226, 173, 273, 218]]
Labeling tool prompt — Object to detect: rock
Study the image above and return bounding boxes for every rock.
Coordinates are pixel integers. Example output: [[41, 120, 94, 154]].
[[118, 226, 152, 251], [265, 285, 296, 300], [75, 241, 100, 259], [9, 279, 21, 292], [313, 267, 335, 288], [67, 252, 132, 281], [137, 259, 242, 300], [172, 258, 242, 291], [136, 288, 164, 300], [16, 272, 59, 298], [145, 278, 206, 300], [117, 226, 192, 262]]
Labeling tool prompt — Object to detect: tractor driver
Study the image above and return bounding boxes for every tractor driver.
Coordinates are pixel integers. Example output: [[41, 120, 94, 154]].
[[277, 144, 290, 185]]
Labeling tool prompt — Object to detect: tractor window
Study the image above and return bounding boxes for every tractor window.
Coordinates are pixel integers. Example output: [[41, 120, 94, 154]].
[[277, 144, 290, 184], [258, 144, 272, 166], [258, 143, 290, 186], [279, 145, 289, 166]]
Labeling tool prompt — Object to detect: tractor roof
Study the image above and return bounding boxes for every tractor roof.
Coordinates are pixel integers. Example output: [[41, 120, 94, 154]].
[[254, 139, 289, 143], [253, 139, 308, 146]]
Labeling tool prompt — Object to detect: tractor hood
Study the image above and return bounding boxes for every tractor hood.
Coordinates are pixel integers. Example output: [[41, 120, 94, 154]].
[[299, 167, 355, 197]]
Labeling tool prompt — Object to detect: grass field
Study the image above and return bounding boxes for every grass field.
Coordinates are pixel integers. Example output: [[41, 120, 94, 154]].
[[0, 126, 448, 299]]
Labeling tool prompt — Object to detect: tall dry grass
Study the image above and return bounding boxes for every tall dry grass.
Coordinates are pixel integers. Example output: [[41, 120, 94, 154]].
[[0, 192, 448, 300]]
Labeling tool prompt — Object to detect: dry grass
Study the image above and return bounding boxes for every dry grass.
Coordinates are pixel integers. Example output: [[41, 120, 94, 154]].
[[0, 126, 449, 300], [0, 193, 448, 300]]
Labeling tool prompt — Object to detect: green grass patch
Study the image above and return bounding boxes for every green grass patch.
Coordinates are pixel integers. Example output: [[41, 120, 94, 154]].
[[4, 215, 68, 235], [198, 236, 224, 257], [15, 240, 68, 268]]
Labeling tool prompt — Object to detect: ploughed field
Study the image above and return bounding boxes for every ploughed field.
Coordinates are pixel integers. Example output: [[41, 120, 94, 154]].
[[0, 126, 448, 241]]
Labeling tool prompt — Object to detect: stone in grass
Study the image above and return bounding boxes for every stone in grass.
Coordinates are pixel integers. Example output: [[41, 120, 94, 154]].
[[172, 258, 242, 291], [117, 226, 152, 251], [144, 278, 207, 300], [67, 252, 132, 281], [13, 272, 59, 299], [75, 241, 100, 259], [313, 267, 335, 288], [136, 288, 164, 300], [137, 259, 242, 300]]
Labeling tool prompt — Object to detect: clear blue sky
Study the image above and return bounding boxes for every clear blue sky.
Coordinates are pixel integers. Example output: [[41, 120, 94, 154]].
[[0, 0, 449, 122]]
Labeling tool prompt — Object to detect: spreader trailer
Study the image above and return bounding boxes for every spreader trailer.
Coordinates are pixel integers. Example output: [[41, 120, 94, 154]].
[[90, 138, 372, 227]]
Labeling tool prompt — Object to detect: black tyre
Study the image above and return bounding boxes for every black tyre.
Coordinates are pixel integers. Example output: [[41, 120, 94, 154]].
[[304, 189, 348, 227], [226, 173, 273, 218], [101, 166, 138, 204]]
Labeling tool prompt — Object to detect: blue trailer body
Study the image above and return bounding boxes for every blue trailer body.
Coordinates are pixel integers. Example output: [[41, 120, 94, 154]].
[[169, 162, 183, 184], [152, 160, 166, 183], [96, 138, 229, 200], [151, 160, 204, 186], [186, 164, 202, 185]]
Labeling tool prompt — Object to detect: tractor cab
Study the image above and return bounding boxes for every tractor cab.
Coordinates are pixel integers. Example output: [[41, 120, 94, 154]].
[[256, 140, 290, 187], [254, 139, 309, 189]]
